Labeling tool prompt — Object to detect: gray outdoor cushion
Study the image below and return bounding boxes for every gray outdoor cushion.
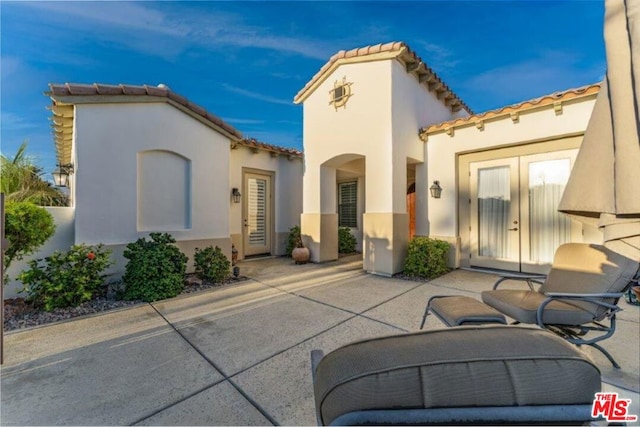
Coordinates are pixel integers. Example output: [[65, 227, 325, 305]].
[[482, 244, 638, 323], [314, 326, 601, 426], [481, 289, 594, 324], [541, 243, 638, 316], [429, 296, 506, 325]]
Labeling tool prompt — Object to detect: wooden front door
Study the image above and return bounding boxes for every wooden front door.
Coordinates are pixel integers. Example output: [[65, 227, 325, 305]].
[[407, 189, 416, 240]]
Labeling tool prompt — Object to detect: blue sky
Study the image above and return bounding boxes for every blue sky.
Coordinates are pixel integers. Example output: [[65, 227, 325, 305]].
[[1, 1, 605, 176]]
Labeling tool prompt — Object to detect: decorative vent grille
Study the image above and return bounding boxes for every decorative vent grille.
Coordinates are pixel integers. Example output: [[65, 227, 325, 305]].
[[329, 76, 353, 110]]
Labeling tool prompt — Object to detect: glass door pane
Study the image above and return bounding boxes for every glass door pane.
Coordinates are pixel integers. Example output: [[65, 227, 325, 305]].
[[528, 158, 571, 263], [478, 166, 511, 258], [248, 178, 267, 246], [470, 158, 520, 270], [244, 173, 271, 256], [519, 149, 579, 274]]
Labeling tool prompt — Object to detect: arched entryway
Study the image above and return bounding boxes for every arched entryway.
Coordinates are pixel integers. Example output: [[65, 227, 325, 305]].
[[301, 153, 365, 263]]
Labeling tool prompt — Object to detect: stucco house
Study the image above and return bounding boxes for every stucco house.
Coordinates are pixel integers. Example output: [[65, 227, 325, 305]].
[[4, 41, 603, 297], [295, 41, 602, 276], [4, 83, 303, 296]]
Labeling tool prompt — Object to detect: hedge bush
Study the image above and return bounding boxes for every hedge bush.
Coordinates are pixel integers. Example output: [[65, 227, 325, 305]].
[[4, 202, 56, 277], [338, 227, 357, 254], [403, 237, 451, 280], [194, 246, 230, 283], [19, 244, 113, 311], [285, 225, 302, 257], [123, 233, 188, 302]]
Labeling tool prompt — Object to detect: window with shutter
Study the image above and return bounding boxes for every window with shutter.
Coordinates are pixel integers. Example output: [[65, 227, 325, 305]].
[[338, 181, 357, 228]]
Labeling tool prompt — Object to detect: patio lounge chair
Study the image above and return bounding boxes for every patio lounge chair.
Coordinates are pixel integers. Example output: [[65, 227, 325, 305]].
[[482, 243, 639, 368], [311, 326, 601, 425]]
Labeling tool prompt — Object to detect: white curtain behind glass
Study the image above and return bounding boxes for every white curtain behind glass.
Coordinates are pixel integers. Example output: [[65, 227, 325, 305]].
[[529, 159, 571, 263], [478, 166, 510, 258]]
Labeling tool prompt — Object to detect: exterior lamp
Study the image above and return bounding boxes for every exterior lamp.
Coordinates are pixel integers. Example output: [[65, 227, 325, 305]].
[[232, 188, 241, 203], [430, 180, 442, 199], [52, 164, 74, 187]]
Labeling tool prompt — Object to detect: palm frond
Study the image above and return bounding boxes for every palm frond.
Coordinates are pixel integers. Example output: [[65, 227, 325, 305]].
[[0, 141, 68, 206]]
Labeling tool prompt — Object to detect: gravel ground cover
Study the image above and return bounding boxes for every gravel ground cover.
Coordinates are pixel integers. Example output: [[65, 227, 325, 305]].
[[3, 275, 247, 331]]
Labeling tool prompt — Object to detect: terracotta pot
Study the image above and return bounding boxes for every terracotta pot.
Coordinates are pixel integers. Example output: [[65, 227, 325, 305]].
[[292, 247, 310, 264], [632, 285, 640, 300]]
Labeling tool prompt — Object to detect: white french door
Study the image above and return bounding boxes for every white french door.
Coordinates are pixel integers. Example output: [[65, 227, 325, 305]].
[[470, 158, 520, 270], [470, 150, 579, 273], [243, 173, 271, 256]]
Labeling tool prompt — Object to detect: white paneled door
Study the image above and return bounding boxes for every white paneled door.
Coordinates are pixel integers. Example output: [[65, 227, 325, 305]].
[[243, 173, 271, 256], [470, 150, 579, 273]]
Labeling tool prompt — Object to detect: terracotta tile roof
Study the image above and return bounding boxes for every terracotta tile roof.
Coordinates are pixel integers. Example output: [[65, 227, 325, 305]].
[[420, 82, 601, 137], [46, 83, 303, 164], [294, 41, 472, 114], [237, 138, 303, 158], [47, 83, 243, 139]]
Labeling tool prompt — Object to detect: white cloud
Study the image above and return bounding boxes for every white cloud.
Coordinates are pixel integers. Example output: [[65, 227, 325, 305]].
[[222, 117, 265, 125], [17, 2, 187, 37], [0, 111, 38, 131], [463, 51, 605, 109], [416, 41, 461, 71], [0, 57, 22, 79], [247, 130, 302, 150], [221, 83, 293, 106], [13, 2, 332, 61]]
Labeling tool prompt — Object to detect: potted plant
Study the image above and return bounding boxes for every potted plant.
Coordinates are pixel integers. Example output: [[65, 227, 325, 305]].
[[292, 234, 310, 264], [629, 285, 640, 306]]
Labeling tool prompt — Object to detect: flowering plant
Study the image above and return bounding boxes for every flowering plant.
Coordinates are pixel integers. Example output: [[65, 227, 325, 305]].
[[19, 244, 113, 311]]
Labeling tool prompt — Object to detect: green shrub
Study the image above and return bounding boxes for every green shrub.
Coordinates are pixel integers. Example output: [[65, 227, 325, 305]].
[[123, 233, 188, 302], [19, 244, 113, 311], [403, 237, 451, 280], [194, 246, 230, 283], [286, 225, 302, 257], [4, 201, 56, 278], [338, 227, 357, 254]]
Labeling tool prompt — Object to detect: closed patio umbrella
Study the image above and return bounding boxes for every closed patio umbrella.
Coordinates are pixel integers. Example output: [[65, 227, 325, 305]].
[[559, 0, 640, 261]]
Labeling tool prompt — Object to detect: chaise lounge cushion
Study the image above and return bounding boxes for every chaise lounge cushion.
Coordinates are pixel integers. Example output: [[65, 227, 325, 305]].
[[481, 290, 595, 325], [481, 244, 638, 324], [313, 326, 600, 426], [540, 243, 638, 317]]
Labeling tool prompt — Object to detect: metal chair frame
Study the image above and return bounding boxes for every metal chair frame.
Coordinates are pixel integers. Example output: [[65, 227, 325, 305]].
[[491, 273, 638, 369]]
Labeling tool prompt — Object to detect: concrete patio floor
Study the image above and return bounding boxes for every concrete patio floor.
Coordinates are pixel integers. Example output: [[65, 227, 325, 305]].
[[1, 254, 638, 425]]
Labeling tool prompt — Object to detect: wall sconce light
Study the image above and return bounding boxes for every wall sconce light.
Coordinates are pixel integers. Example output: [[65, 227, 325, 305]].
[[52, 163, 74, 187], [430, 180, 442, 199], [232, 188, 241, 203]]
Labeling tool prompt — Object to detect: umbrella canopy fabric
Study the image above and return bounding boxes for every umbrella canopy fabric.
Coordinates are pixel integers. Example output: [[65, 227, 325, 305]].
[[559, 0, 640, 261]]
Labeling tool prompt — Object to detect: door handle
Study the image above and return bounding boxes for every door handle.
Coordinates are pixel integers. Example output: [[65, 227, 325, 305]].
[[508, 227, 518, 231]]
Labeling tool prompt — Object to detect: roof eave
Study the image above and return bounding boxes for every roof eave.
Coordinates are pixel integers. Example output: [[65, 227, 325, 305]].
[[294, 42, 472, 115], [47, 93, 243, 142], [293, 50, 402, 104], [419, 83, 601, 140]]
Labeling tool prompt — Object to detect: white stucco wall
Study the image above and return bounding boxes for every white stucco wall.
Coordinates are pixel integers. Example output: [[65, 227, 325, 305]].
[[302, 60, 394, 213], [426, 97, 597, 238], [229, 145, 303, 255], [301, 57, 464, 273], [390, 60, 464, 212], [73, 103, 230, 246], [4, 207, 75, 298]]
